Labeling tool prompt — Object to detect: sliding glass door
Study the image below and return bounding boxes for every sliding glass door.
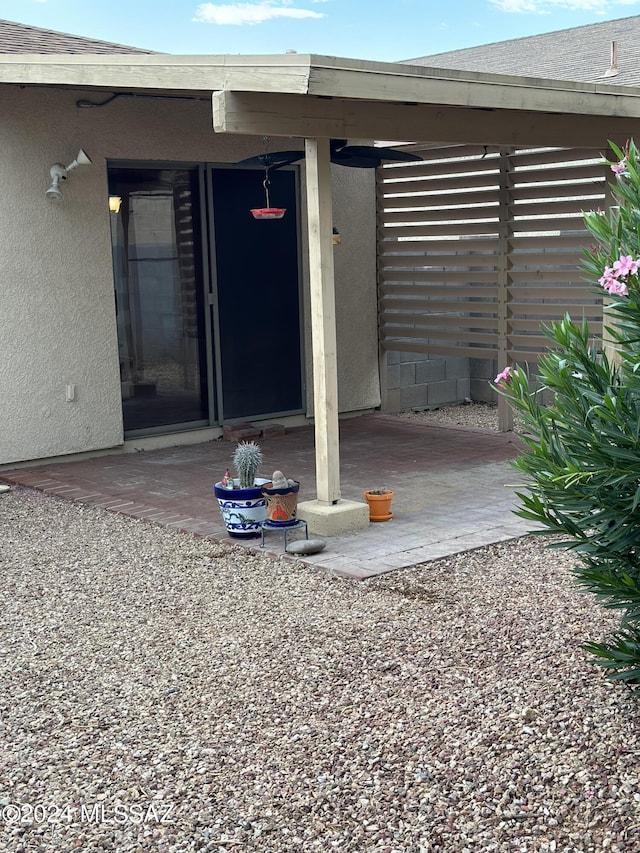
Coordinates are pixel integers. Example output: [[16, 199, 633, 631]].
[[108, 162, 304, 436], [210, 166, 303, 420], [109, 166, 210, 433]]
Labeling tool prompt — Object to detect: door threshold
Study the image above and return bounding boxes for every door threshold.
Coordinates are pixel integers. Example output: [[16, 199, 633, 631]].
[[123, 427, 222, 453]]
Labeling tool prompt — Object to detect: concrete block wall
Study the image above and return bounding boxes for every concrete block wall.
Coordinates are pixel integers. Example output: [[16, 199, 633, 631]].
[[384, 351, 471, 411], [470, 358, 499, 403]]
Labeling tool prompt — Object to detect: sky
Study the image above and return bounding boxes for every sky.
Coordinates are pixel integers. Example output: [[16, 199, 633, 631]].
[[4, 0, 640, 61]]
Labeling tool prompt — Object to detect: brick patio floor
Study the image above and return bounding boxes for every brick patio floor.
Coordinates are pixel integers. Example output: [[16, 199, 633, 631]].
[[0, 414, 531, 580]]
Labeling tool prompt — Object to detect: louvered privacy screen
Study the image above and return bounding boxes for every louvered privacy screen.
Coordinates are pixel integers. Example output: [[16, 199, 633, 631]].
[[377, 146, 607, 366]]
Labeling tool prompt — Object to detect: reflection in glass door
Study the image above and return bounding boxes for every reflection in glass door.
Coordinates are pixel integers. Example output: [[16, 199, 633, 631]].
[[109, 167, 209, 433], [210, 166, 303, 420]]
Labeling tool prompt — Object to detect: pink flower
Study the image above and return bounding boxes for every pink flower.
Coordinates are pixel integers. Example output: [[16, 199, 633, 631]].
[[599, 265, 615, 288], [605, 279, 629, 296], [613, 255, 639, 276], [494, 366, 513, 387], [599, 255, 638, 296], [611, 158, 628, 176]]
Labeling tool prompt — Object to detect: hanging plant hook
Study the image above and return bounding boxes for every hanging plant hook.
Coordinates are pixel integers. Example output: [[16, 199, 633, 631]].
[[262, 168, 272, 208]]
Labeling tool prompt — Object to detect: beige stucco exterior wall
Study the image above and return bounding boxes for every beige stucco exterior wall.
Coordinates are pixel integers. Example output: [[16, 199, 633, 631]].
[[331, 165, 379, 413], [0, 84, 379, 466]]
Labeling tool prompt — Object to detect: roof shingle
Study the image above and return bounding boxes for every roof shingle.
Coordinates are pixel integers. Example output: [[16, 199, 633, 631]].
[[0, 18, 156, 54], [407, 15, 640, 86]]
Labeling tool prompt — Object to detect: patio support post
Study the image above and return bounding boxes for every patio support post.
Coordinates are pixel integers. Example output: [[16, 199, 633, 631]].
[[305, 136, 340, 505], [296, 136, 370, 536]]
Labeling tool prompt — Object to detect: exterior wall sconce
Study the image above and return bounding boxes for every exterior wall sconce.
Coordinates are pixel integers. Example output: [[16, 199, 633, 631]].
[[45, 149, 92, 202], [108, 195, 122, 213]]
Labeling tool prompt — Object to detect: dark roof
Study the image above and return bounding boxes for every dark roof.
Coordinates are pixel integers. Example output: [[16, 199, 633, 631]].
[[0, 18, 156, 54], [407, 15, 640, 86]]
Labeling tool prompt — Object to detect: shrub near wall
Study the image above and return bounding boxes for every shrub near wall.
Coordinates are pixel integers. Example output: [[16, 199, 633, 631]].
[[495, 140, 640, 690]]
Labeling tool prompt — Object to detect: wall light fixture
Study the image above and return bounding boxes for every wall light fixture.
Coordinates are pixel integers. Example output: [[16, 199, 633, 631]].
[[45, 149, 93, 202]]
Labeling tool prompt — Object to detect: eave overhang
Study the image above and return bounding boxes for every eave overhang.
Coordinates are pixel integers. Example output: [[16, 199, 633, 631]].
[[2, 52, 640, 146]]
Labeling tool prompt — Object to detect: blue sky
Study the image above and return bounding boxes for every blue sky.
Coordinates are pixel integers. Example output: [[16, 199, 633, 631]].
[[5, 0, 640, 60]]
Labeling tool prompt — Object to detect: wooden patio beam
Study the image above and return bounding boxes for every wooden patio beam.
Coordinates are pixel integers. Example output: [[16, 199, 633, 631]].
[[213, 90, 640, 149]]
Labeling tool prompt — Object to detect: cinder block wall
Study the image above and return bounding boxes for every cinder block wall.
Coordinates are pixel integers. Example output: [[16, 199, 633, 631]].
[[384, 351, 471, 411], [469, 358, 499, 403]]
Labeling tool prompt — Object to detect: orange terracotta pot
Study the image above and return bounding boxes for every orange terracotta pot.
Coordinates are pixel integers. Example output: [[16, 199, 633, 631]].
[[363, 489, 394, 522]]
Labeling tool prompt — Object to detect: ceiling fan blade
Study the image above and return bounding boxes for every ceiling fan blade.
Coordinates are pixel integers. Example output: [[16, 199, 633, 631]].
[[235, 151, 304, 169], [236, 142, 421, 171], [330, 152, 382, 168], [330, 138, 349, 154], [341, 145, 422, 163], [376, 148, 422, 162]]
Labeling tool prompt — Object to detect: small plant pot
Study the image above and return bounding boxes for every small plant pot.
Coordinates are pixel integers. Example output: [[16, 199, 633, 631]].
[[261, 480, 300, 526], [363, 489, 394, 522], [214, 478, 269, 538]]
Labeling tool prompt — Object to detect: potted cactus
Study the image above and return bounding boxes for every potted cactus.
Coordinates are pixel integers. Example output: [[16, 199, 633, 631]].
[[213, 441, 269, 538], [261, 470, 301, 526]]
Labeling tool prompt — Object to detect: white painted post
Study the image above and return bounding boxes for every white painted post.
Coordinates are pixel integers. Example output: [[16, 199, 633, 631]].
[[304, 137, 341, 505]]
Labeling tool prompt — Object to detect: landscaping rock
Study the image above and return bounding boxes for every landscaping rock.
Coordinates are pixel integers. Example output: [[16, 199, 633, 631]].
[[285, 538, 327, 555]]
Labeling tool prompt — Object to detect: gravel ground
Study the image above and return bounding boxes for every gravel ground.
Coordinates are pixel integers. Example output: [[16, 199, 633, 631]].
[[1, 474, 639, 852], [394, 402, 501, 431]]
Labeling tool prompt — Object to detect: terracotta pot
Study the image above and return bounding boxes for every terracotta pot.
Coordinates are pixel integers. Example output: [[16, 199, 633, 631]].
[[363, 489, 394, 522], [261, 480, 300, 526]]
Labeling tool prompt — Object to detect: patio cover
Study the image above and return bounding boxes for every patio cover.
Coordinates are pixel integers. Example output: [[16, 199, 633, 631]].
[[3, 52, 640, 144], [3, 52, 640, 532]]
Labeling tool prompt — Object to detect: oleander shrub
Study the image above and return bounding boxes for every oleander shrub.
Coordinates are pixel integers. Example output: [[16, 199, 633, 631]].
[[494, 140, 640, 689]]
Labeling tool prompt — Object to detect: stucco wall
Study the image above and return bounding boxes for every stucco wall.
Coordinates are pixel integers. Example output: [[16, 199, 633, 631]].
[[0, 85, 379, 465], [331, 165, 380, 413]]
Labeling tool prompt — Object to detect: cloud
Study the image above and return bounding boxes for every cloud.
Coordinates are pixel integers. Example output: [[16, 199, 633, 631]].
[[193, 1, 324, 25], [489, 0, 639, 10]]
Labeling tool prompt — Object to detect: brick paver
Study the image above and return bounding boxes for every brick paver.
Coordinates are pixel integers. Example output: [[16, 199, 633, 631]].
[[1, 414, 531, 579]]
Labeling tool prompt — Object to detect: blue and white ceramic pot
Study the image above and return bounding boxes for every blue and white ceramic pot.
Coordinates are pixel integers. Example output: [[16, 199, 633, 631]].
[[213, 478, 269, 538]]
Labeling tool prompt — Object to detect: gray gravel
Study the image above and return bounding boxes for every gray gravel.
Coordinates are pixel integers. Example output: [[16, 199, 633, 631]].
[[394, 401, 501, 431], [1, 483, 639, 853]]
